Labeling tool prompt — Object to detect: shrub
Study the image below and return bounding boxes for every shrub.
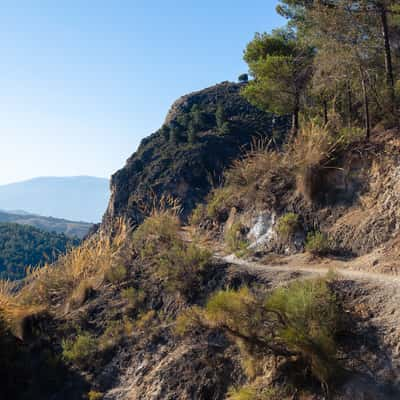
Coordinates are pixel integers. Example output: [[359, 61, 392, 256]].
[[219, 121, 231, 135], [105, 264, 127, 283], [305, 231, 330, 255], [176, 279, 340, 391], [227, 385, 287, 400], [62, 332, 98, 367], [88, 391, 103, 400], [337, 126, 364, 145], [225, 222, 249, 256], [276, 213, 299, 240], [206, 187, 233, 220], [133, 209, 211, 299], [132, 211, 180, 259], [189, 203, 206, 226], [227, 386, 257, 400], [158, 243, 212, 299], [121, 287, 145, 309], [216, 104, 226, 129], [98, 320, 128, 351]]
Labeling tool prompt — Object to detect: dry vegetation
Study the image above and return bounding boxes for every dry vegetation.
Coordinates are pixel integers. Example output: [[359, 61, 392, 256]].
[[176, 276, 341, 397]]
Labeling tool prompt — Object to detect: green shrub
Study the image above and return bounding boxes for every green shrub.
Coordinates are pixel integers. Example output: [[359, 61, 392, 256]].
[[219, 121, 231, 135], [132, 212, 180, 259], [121, 287, 145, 309], [189, 204, 206, 226], [177, 279, 340, 391], [338, 126, 364, 146], [62, 332, 98, 367], [227, 386, 257, 400], [88, 391, 103, 400], [158, 243, 212, 299], [305, 231, 330, 255], [276, 213, 299, 240], [225, 222, 249, 256], [106, 264, 127, 283], [133, 211, 211, 299], [98, 320, 126, 351], [206, 187, 233, 219]]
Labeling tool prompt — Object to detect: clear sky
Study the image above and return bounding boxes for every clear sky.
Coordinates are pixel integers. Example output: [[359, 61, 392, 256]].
[[0, 1, 285, 185]]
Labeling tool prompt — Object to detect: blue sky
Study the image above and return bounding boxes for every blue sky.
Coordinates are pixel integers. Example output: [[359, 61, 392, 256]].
[[0, 1, 284, 185]]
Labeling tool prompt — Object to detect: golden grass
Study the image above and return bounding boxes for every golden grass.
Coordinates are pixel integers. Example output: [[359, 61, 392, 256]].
[[19, 219, 130, 312]]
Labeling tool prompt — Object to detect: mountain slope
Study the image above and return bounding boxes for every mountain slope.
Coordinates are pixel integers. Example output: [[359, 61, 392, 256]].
[[0, 223, 79, 280], [0, 211, 92, 239], [103, 81, 289, 227], [0, 176, 109, 223]]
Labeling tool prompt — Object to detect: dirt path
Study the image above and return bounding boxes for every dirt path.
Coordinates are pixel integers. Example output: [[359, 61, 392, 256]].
[[220, 253, 400, 288], [219, 252, 400, 394]]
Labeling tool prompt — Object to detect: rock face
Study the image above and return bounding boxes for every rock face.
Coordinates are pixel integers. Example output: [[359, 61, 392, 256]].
[[103, 81, 289, 227]]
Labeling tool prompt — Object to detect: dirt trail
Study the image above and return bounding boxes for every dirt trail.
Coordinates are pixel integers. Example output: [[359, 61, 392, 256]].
[[219, 252, 400, 394], [220, 253, 400, 288]]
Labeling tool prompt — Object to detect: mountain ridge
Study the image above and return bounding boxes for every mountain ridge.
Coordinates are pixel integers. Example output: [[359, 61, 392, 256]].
[[0, 176, 109, 223]]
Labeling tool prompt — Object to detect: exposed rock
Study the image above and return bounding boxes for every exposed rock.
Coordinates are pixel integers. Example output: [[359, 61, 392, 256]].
[[103, 81, 289, 227]]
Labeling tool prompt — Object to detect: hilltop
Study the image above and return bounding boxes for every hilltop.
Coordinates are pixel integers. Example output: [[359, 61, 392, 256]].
[[103, 81, 289, 227], [0, 210, 92, 239]]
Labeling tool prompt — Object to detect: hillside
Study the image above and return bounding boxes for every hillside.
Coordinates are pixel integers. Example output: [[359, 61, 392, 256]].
[[103, 81, 289, 227], [2, 1, 400, 396], [0, 210, 92, 239], [0, 176, 109, 223], [0, 223, 79, 280]]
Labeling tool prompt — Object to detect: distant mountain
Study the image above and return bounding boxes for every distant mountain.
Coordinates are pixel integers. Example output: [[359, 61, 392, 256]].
[[0, 210, 92, 239], [0, 176, 109, 223]]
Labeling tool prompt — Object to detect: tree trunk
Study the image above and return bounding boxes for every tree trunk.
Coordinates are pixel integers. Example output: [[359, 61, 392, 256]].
[[361, 75, 371, 140], [292, 96, 300, 137], [347, 82, 353, 125], [323, 99, 328, 125], [380, 5, 395, 111]]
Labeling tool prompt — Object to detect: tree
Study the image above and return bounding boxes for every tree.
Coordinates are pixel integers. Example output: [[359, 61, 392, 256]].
[[279, 0, 399, 118], [215, 104, 226, 129], [187, 121, 197, 144], [242, 29, 313, 136], [238, 73, 249, 82]]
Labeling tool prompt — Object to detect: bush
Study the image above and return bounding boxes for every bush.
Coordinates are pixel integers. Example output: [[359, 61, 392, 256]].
[[105, 264, 127, 283], [176, 279, 340, 391], [132, 212, 180, 259], [276, 213, 299, 240], [337, 126, 364, 145], [88, 391, 103, 400], [121, 287, 145, 309], [133, 210, 212, 299], [206, 187, 233, 220], [219, 121, 231, 135], [62, 332, 98, 367], [305, 231, 330, 255], [225, 222, 249, 256], [189, 203, 206, 226], [158, 242, 212, 299]]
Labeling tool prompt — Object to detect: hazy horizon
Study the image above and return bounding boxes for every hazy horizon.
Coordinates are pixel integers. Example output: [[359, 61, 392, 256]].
[[0, 1, 284, 185]]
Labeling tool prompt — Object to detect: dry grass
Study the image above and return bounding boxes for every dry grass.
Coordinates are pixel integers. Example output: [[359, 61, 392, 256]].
[[0, 280, 45, 339], [19, 219, 130, 312], [289, 121, 342, 201]]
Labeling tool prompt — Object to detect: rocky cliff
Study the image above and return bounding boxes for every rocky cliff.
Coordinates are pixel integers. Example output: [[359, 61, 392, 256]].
[[103, 81, 289, 227]]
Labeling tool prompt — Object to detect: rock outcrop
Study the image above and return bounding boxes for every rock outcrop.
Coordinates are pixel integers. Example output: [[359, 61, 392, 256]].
[[103, 81, 289, 227]]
